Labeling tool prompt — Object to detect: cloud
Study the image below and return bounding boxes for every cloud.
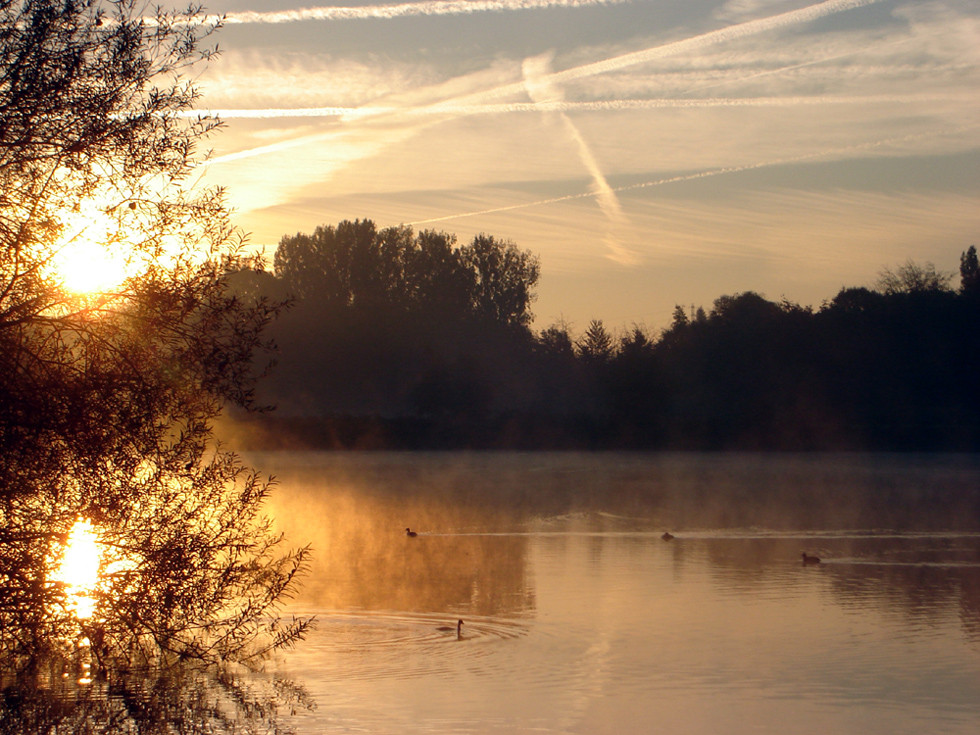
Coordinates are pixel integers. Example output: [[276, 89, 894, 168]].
[[202, 0, 976, 265], [714, 0, 799, 22], [200, 0, 893, 152], [205, 0, 888, 121], [197, 50, 441, 110], [195, 92, 969, 119], [212, 0, 631, 25], [406, 124, 980, 226]]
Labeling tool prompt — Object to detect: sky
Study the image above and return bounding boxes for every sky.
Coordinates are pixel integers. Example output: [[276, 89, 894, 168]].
[[188, 0, 979, 331]]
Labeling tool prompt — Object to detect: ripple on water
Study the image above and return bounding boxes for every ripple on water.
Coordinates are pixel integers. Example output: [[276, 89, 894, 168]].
[[280, 611, 527, 660], [278, 610, 530, 683]]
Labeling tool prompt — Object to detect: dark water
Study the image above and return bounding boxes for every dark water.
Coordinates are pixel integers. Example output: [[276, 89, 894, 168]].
[[246, 452, 980, 734]]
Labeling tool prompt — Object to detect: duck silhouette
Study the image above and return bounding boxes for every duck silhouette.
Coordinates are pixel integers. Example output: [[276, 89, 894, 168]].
[[661, 531, 675, 541], [405, 528, 417, 537], [801, 552, 821, 565], [436, 619, 464, 639]]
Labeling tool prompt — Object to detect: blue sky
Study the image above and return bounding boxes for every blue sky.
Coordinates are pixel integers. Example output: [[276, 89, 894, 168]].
[[190, 0, 979, 330]]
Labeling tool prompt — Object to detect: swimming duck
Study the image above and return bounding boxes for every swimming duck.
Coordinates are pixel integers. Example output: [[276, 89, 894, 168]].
[[661, 531, 674, 541], [801, 552, 821, 565], [437, 619, 464, 639], [405, 528, 417, 537]]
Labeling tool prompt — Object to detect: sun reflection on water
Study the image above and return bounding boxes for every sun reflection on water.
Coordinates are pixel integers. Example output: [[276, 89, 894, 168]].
[[52, 518, 102, 620]]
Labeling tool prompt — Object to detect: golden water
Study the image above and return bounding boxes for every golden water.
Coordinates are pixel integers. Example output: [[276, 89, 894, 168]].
[[255, 452, 980, 734]]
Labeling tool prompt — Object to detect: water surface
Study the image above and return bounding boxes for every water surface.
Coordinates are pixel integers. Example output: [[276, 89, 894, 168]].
[[254, 452, 980, 734]]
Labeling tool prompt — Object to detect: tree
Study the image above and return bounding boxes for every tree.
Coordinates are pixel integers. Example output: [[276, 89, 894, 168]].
[[275, 222, 479, 317], [577, 319, 613, 363], [410, 229, 474, 316], [825, 286, 883, 314], [272, 228, 329, 301], [274, 223, 542, 329], [0, 0, 308, 672], [618, 325, 654, 359], [709, 291, 782, 322], [670, 305, 689, 328], [960, 245, 979, 295], [274, 219, 379, 306], [460, 234, 540, 328], [875, 259, 953, 295], [538, 322, 575, 359]]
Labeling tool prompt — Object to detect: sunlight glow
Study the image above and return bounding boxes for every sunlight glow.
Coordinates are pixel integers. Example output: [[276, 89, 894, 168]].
[[52, 207, 136, 294], [52, 519, 102, 619], [53, 239, 133, 295]]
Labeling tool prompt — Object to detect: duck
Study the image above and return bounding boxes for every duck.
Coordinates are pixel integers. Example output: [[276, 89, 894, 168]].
[[405, 528, 417, 537], [661, 531, 675, 541], [437, 619, 464, 639], [801, 552, 821, 565]]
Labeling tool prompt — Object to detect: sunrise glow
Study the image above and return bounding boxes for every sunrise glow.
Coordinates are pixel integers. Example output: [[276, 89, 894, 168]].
[[49, 201, 140, 295], [53, 239, 133, 295], [198, 0, 980, 328]]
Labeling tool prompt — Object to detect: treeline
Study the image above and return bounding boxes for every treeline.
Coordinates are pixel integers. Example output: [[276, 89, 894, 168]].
[[228, 221, 980, 451]]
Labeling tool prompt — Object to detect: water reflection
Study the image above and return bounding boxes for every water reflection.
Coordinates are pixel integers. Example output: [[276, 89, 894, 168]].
[[260, 451, 980, 632], [266, 458, 535, 616], [0, 659, 311, 735], [252, 452, 980, 734], [18, 453, 974, 733]]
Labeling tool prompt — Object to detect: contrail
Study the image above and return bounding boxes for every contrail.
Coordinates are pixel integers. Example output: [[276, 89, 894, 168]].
[[523, 52, 635, 264], [199, 90, 951, 168], [202, 0, 887, 165], [207, 0, 631, 25], [204, 0, 888, 122], [193, 94, 963, 119], [547, 0, 883, 86], [405, 127, 977, 227], [683, 34, 924, 96], [202, 0, 892, 190]]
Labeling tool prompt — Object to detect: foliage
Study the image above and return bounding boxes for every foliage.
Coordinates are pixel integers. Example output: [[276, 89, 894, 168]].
[[961, 245, 979, 295], [461, 234, 540, 328], [538, 322, 574, 359], [0, 0, 308, 672], [274, 220, 539, 328], [241, 240, 980, 451], [577, 319, 613, 363], [0, 657, 312, 734], [875, 258, 953, 295]]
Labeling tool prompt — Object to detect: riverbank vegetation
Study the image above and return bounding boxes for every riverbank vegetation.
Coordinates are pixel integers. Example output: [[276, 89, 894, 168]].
[[0, 0, 309, 685], [229, 225, 979, 452]]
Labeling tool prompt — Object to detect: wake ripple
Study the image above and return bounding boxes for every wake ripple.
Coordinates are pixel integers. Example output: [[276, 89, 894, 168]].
[[276, 610, 531, 685], [294, 610, 528, 650]]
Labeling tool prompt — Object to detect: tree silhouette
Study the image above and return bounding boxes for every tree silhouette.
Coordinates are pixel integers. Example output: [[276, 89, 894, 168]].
[[461, 234, 540, 328], [960, 245, 979, 295], [538, 322, 575, 359], [0, 1, 308, 671], [577, 319, 614, 363], [262, 216, 979, 451], [410, 229, 474, 316], [875, 259, 953, 295]]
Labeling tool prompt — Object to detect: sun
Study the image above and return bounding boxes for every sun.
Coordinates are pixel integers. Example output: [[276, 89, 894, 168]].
[[54, 239, 133, 294], [51, 206, 136, 295]]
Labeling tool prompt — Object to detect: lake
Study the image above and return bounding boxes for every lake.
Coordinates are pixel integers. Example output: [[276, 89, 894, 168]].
[[244, 451, 980, 734]]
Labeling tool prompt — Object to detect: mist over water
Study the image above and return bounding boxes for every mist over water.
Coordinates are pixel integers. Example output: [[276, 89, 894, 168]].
[[250, 452, 980, 734]]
